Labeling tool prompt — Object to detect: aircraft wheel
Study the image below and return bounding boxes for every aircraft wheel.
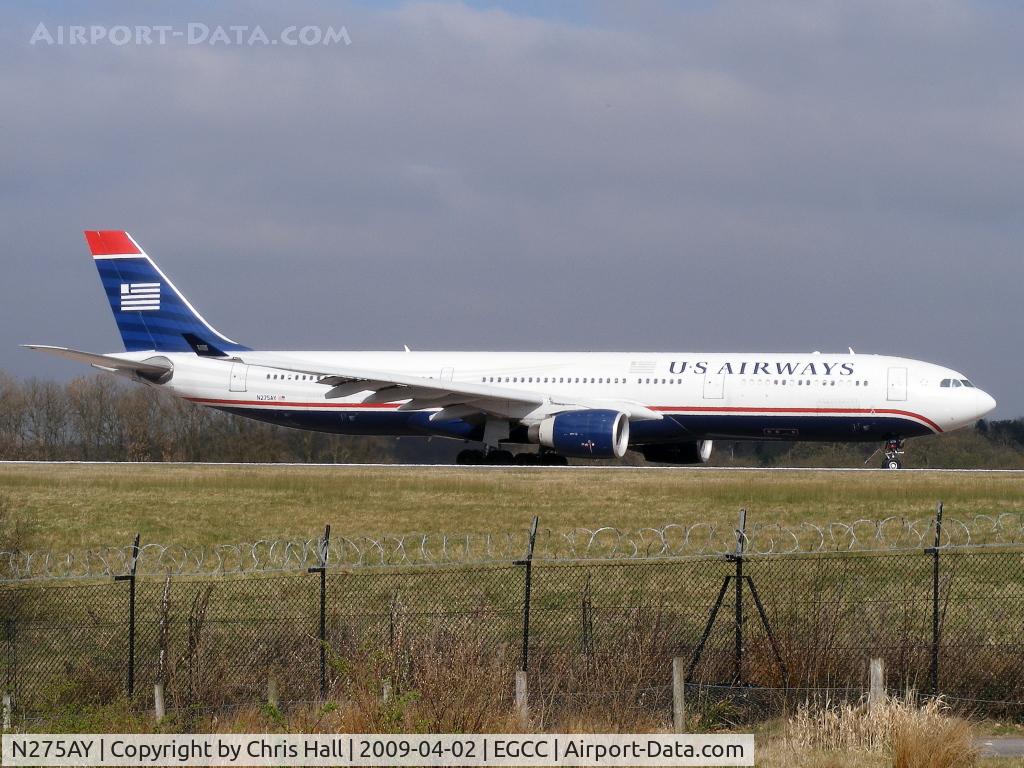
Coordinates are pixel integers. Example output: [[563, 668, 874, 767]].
[[883, 458, 903, 470], [515, 453, 539, 465], [488, 449, 514, 465], [456, 449, 485, 465], [541, 453, 569, 466]]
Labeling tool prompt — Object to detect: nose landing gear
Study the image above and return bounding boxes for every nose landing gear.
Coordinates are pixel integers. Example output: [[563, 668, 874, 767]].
[[882, 438, 904, 470]]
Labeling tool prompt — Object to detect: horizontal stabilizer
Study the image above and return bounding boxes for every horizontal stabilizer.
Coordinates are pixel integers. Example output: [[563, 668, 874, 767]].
[[21, 345, 172, 376]]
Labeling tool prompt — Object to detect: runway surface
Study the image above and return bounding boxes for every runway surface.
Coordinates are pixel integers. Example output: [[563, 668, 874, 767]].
[[977, 737, 1024, 758], [1, 460, 1022, 473]]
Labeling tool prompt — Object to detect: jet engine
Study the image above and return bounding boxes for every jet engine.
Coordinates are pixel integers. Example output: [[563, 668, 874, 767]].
[[640, 440, 713, 464], [527, 409, 629, 459]]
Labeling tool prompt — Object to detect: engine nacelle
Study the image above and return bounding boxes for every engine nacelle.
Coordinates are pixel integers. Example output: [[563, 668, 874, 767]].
[[640, 440, 713, 465], [527, 409, 629, 459]]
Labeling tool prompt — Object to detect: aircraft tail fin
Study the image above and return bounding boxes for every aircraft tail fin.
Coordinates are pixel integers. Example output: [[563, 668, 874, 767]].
[[86, 231, 248, 354]]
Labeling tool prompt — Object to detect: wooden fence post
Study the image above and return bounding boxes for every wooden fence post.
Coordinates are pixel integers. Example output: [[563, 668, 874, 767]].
[[869, 658, 885, 710], [672, 657, 686, 733], [267, 676, 279, 709], [515, 670, 529, 729], [153, 683, 165, 723], [2, 693, 10, 730]]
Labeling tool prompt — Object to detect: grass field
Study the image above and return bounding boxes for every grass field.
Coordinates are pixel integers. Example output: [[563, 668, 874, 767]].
[[2, 463, 1023, 551]]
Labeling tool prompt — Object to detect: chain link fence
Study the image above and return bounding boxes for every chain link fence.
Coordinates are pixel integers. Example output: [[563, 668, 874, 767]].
[[2, 508, 1024, 724]]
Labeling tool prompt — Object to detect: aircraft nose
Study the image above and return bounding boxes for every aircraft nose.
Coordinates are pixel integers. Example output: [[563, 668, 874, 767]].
[[975, 389, 997, 418]]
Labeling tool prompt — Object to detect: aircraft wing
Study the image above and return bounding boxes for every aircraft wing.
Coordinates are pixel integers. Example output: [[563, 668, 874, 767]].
[[237, 353, 663, 423], [22, 345, 173, 376]]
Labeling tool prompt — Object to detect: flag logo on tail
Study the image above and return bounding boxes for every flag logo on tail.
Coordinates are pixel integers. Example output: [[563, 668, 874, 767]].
[[120, 282, 160, 311]]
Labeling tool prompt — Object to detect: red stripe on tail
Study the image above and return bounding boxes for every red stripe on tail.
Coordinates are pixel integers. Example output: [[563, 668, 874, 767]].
[[84, 230, 141, 256]]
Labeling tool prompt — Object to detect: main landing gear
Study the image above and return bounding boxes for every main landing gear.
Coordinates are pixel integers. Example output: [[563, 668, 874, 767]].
[[455, 448, 569, 466], [882, 438, 905, 470]]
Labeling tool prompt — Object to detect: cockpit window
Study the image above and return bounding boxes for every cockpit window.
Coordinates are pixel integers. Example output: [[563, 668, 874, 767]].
[[940, 379, 951, 387], [960, 379, 975, 388], [952, 379, 962, 387]]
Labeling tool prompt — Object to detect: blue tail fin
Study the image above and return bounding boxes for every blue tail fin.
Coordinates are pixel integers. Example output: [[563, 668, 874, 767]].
[[86, 230, 248, 354]]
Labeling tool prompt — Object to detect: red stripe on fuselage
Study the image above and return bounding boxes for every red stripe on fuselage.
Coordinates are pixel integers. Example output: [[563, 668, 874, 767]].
[[187, 397, 399, 409], [186, 397, 943, 433], [649, 405, 943, 433]]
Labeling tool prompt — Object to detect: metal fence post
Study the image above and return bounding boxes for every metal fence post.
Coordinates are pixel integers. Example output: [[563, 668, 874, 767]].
[[581, 573, 594, 655], [114, 533, 140, 698], [514, 516, 539, 672], [307, 525, 331, 698], [929, 501, 943, 695], [4, 617, 15, 717], [730, 510, 747, 685]]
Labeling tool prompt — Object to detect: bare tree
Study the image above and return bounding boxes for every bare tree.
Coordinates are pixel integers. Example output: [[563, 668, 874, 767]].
[[0, 373, 27, 458], [23, 379, 70, 459]]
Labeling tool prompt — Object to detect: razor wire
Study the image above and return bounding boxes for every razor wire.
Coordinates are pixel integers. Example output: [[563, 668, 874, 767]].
[[3, 512, 1024, 581]]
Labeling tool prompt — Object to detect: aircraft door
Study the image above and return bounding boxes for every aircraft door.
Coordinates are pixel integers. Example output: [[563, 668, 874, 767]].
[[887, 367, 907, 401], [703, 370, 725, 399], [229, 362, 248, 393], [440, 367, 454, 382]]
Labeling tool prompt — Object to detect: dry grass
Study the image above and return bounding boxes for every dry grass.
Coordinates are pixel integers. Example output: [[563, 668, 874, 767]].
[[757, 694, 979, 768], [35, 687, 989, 768], [1, 463, 1022, 551]]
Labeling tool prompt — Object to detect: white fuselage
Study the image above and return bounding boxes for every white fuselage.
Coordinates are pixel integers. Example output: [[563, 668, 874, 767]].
[[122, 350, 995, 445]]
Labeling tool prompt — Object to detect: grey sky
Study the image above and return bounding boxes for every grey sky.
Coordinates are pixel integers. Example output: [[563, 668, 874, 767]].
[[1, 1, 1021, 417]]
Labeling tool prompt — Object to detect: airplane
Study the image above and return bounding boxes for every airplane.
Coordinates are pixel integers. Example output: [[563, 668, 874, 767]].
[[23, 230, 997, 468]]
